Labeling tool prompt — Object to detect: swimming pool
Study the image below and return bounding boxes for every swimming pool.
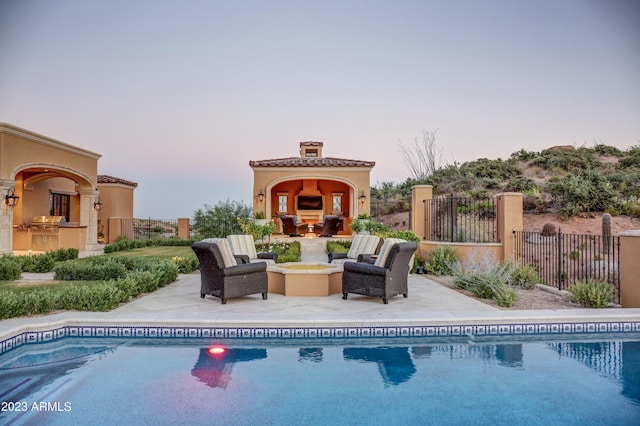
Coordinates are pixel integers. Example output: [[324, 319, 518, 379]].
[[2, 334, 639, 425]]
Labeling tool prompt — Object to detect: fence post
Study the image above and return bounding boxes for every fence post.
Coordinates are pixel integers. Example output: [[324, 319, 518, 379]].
[[411, 185, 432, 240], [619, 230, 640, 308], [178, 218, 190, 240], [557, 228, 563, 290], [495, 192, 523, 262]]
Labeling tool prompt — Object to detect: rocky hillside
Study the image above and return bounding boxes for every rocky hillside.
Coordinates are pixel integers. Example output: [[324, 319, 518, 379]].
[[373, 144, 640, 221]]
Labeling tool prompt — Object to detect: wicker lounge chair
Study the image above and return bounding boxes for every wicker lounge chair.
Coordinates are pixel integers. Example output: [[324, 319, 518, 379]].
[[342, 241, 417, 304], [281, 215, 308, 236], [227, 234, 278, 264], [328, 234, 382, 264], [313, 215, 341, 237], [192, 239, 268, 304]]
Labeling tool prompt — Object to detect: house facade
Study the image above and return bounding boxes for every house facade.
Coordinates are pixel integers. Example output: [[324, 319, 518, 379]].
[[0, 123, 135, 254], [250, 142, 375, 234]]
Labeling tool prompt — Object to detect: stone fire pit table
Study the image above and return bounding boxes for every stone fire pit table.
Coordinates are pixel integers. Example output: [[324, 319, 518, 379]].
[[266, 262, 343, 296]]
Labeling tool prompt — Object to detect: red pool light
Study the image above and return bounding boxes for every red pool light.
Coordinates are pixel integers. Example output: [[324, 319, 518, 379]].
[[208, 346, 226, 355]]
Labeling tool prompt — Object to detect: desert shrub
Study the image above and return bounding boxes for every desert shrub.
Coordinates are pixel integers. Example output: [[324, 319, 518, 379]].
[[424, 245, 457, 276], [545, 169, 623, 218], [510, 264, 539, 289], [0, 256, 22, 281], [568, 279, 615, 308], [453, 252, 517, 305], [542, 223, 556, 235], [494, 286, 519, 307], [510, 149, 538, 162], [504, 176, 537, 192]]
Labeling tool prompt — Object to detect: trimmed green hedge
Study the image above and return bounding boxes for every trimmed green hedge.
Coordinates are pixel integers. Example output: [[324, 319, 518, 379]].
[[104, 237, 194, 253], [0, 256, 180, 319], [0, 248, 80, 279]]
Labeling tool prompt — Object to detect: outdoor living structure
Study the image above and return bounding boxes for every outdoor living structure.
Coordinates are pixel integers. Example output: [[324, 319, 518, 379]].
[[250, 142, 375, 235], [0, 123, 136, 254]]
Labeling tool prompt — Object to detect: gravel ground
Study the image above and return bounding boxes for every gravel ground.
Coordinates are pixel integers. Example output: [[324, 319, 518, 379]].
[[426, 275, 580, 310]]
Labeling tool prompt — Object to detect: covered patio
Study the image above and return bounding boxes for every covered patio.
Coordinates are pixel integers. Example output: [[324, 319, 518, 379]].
[[250, 142, 375, 235]]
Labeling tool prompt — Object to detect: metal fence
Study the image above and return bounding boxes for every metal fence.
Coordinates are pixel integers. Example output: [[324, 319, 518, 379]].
[[371, 199, 411, 230], [121, 217, 244, 241], [120, 218, 179, 240], [424, 196, 498, 242], [513, 230, 621, 303]]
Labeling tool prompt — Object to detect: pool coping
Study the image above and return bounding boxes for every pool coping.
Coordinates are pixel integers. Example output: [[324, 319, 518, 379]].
[[3, 310, 640, 355], [3, 272, 640, 355]]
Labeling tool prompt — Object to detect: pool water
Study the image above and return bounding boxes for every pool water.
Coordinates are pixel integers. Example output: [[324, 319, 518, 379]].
[[1, 335, 639, 425]]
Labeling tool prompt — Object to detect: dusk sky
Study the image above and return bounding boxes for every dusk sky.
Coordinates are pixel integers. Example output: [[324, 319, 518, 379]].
[[1, 0, 638, 218]]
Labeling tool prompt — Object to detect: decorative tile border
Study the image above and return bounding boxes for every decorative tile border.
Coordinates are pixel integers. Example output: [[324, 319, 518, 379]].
[[2, 321, 640, 355]]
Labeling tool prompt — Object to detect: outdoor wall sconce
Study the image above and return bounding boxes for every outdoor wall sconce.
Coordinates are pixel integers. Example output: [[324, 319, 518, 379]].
[[258, 189, 264, 202], [359, 191, 367, 204], [5, 188, 19, 207], [93, 197, 103, 210]]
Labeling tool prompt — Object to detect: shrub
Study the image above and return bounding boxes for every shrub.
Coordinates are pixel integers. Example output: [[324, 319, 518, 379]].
[[53, 258, 128, 281], [424, 246, 457, 276], [326, 240, 350, 254], [18, 253, 56, 273], [510, 264, 539, 289], [49, 248, 80, 261], [58, 282, 126, 311], [453, 252, 518, 304], [388, 230, 420, 244], [542, 223, 556, 236], [172, 255, 199, 274], [568, 279, 615, 308], [0, 256, 22, 281], [494, 286, 519, 307]]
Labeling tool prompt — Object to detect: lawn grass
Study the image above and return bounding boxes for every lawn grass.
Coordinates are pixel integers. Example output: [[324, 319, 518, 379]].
[[105, 245, 194, 258]]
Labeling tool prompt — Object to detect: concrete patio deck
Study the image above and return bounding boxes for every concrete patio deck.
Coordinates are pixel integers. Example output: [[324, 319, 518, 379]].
[[2, 236, 640, 344]]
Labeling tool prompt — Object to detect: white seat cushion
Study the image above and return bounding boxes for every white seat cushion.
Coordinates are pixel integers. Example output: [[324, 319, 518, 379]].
[[374, 238, 406, 267], [201, 238, 237, 267], [227, 234, 258, 259], [346, 235, 381, 259]]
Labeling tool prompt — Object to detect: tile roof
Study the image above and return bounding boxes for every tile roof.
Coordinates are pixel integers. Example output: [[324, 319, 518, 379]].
[[97, 174, 138, 187], [249, 157, 375, 168]]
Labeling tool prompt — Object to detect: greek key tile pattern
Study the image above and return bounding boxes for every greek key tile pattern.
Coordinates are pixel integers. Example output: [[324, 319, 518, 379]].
[[2, 321, 640, 355]]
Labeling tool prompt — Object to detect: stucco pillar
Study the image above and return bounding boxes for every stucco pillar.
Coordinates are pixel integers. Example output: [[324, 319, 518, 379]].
[[619, 230, 640, 308], [79, 189, 100, 251], [0, 179, 17, 255], [178, 218, 190, 240], [411, 185, 432, 240], [495, 192, 523, 262]]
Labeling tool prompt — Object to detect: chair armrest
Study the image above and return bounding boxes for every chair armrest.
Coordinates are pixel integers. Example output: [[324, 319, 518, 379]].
[[223, 262, 267, 277], [257, 252, 278, 262], [328, 252, 348, 263], [357, 254, 376, 263], [234, 254, 250, 264], [343, 261, 386, 277]]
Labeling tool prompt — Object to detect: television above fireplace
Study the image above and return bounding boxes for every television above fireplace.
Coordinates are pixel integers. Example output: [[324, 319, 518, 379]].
[[297, 196, 323, 210]]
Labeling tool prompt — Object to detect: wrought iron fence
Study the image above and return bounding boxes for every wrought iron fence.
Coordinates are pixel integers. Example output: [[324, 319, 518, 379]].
[[513, 230, 621, 303], [371, 199, 411, 230], [424, 196, 498, 242], [121, 217, 244, 241], [120, 218, 179, 240]]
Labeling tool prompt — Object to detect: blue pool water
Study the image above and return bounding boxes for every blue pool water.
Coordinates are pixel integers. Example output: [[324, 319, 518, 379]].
[[1, 335, 639, 425]]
